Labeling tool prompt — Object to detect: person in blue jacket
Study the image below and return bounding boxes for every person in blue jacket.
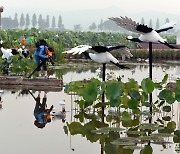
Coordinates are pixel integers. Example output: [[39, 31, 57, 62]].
[[34, 40, 49, 77]]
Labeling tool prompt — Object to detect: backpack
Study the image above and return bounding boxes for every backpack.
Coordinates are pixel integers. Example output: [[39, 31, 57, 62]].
[[35, 39, 48, 48]]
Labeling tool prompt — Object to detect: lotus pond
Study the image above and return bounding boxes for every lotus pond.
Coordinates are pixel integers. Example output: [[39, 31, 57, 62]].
[[1, 60, 180, 154]]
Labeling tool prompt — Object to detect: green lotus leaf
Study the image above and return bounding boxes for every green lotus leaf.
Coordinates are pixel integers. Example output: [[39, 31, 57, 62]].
[[162, 116, 171, 121], [174, 130, 180, 137], [150, 133, 175, 138], [111, 140, 136, 146], [68, 122, 83, 135], [123, 145, 144, 150], [161, 74, 168, 84], [115, 137, 140, 144], [122, 111, 131, 121], [141, 78, 155, 94], [142, 101, 152, 107], [81, 81, 98, 102], [129, 90, 141, 101], [175, 87, 180, 101], [139, 123, 164, 130], [126, 131, 146, 135], [124, 79, 139, 93], [140, 145, 153, 154], [159, 89, 175, 104], [106, 81, 124, 100], [91, 127, 125, 134], [128, 100, 139, 109], [110, 97, 121, 107], [167, 121, 176, 129], [139, 136, 163, 141], [162, 106, 171, 112], [151, 141, 173, 144]]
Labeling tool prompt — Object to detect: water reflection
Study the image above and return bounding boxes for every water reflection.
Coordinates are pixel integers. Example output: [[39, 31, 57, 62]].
[[1, 61, 180, 153], [51, 99, 66, 123], [0, 90, 3, 109]]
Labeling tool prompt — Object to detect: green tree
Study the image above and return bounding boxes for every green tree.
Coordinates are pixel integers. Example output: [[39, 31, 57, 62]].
[[51, 16, 56, 29], [25, 13, 30, 29], [98, 19, 104, 31], [165, 18, 170, 23], [141, 17, 145, 25], [41, 19, 47, 29], [103, 20, 120, 32], [31, 13, 37, 27], [38, 14, 43, 29], [74, 24, 82, 32], [13, 13, 19, 29], [20, 13, 25, 29], [45, 15, 50, 29], [156, 18, 159, 30], [165, 18, 174, 33], [149, 19, 153, 28], [58, 15, 64, 31], [89, 22, 97, 31]]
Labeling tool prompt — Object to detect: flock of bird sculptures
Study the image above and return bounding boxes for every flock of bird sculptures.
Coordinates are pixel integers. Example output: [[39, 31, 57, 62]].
[[64, 16, 178, 69]]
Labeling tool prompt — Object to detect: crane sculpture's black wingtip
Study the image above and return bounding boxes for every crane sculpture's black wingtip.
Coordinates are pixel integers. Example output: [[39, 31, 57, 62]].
[[111, 61, 130, 69], [163, 42, 180, 49], [119, 65, 130, 69]]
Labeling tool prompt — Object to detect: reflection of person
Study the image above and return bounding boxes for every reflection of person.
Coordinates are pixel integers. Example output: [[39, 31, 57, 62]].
[[0, 96, 2, 109], [34, 91, 53, 128]]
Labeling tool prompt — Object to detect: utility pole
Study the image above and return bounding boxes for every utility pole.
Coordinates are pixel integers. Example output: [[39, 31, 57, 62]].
[[0, 6, 4, 30]]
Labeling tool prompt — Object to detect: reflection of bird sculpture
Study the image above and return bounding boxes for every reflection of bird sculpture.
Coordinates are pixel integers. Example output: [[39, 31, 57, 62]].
[[63, 45, 133, 69], [106, 72, 119, 80], [109, 16, 177, 49], [51, 99, 66, 122]]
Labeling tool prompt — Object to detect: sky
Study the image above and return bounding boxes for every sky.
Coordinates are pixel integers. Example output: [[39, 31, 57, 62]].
[[1, 0, 180, 14], [1, 0, 180, 30]]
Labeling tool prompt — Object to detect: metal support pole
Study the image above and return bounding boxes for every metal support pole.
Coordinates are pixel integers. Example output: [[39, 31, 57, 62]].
[[102, 63, 106, 82], [149, 42, 152, 123], [0, 7, 4, 30], [149, 42, 152, 80], [0, 12, 1, 30], [102, 64, 106, 123]]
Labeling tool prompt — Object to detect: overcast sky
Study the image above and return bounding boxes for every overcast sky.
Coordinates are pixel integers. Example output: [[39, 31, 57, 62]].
[[1, 0, 180, 14], [1, 0, 180, 30]]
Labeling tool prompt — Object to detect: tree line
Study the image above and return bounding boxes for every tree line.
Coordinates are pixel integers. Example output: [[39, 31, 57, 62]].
[[2, 13, 64, 31], [87, 17, 175, 33], [1, 13, 176, 34]]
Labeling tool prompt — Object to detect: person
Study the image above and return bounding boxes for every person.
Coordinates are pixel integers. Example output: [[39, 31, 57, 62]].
[[34, 39, 52, 78], [33, 91, 53, 129]]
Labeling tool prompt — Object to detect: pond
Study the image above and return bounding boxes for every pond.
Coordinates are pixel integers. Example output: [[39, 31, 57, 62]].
[[0, 60, 180, 154]]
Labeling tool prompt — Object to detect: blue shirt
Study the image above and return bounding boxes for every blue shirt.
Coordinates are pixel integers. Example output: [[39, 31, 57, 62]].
[[34, 112, 46, 124], [34, 45, 47, 59]]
